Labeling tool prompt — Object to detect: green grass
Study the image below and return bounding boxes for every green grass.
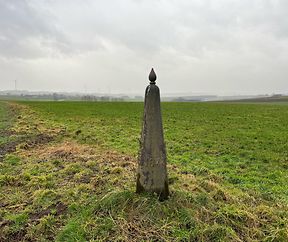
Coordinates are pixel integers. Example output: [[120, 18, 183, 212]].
[[20, 101, 288, 202], [0, 101, 288, 241], [0, 102, 7, 128], [0, 102, 10, 146]]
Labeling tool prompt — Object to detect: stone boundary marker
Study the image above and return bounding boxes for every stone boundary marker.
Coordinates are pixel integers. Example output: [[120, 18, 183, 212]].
[[136, 68, 169, 201]]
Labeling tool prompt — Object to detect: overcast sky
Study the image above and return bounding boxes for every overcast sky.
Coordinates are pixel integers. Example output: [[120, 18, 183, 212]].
[[0, 0, 287, 95]]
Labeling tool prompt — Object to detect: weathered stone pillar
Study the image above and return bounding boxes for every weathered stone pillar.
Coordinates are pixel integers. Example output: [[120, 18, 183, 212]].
[[136, 68, 169, 201]]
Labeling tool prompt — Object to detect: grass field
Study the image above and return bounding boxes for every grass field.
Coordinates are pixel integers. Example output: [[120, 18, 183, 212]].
[[0, 102, 11, 146], [1, 101, 288, 241]]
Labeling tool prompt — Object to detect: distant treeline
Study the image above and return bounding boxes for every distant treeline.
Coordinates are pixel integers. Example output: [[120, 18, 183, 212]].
[[0, 93, 143, 102], [227, 95, 288, 103]]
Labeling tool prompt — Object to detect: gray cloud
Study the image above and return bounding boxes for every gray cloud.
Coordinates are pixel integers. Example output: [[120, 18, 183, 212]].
[[0, 0, 287, 94], [0, 0, 70, 59]]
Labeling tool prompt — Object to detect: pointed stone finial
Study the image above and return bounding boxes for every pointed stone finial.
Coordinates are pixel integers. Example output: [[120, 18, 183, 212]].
[[149, 68, 157, 84]]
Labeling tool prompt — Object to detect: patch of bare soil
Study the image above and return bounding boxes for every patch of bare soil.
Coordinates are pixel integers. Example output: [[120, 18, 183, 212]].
[[0, 140, 21, 161], [19, 134, 54, 150], [0, 130, 17, 137], [0, 133, 54, 162], [30, 201, 68, 221], [5, 229, 28, 242]]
